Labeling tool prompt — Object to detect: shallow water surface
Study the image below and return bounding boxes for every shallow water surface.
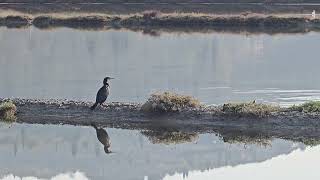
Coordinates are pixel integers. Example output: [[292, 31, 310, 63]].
[[0, 123, 318, 180], [1, 28, 320, 106]]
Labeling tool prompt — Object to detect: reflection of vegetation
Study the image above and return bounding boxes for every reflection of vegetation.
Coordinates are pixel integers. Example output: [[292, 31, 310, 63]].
[[220, 132, 320, 147], [221, 134, 272, 147], [222, 101, 280, 117], [141, 130, 199, 145], [0, 101, 17, 122], [289, 101, 320, 113], [294, 138, 320, 147], [141, 92, 200, 113]]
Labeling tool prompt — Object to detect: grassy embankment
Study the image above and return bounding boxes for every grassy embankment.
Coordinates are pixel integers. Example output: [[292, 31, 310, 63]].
[[0, 10, 319, 34]]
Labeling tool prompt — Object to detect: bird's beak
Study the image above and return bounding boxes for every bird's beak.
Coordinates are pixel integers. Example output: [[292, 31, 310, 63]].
[[109, 77, 114, 79]]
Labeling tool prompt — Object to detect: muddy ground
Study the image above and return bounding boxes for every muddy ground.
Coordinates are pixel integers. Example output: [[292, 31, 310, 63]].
[[2, 98, 320, 145]]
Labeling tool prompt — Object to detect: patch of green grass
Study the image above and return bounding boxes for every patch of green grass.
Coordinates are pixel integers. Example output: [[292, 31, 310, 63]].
[[0, 101, 17, 122], [221, 101, 280, 117], [289, 101, 320, 113], [141, 92, 200, 113]]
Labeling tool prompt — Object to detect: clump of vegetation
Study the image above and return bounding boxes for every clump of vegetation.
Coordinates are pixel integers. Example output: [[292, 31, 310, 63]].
[[141, 130, 198, 145], [141, 92, 200, 113], [142, 10, 161, 19], [289, 101, 320, 113], [221, 101, 280, 117], [0, 101, 17, 122]]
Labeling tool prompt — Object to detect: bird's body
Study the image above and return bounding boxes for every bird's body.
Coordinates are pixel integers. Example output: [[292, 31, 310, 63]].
[[91, 77, 113, 110], [96, 84, 109, 105], [91, 123, 111, 153]]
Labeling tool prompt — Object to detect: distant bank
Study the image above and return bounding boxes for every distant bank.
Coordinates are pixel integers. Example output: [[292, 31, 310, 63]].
[[2, 1, 320, 14], [0, 11, 320, 35]]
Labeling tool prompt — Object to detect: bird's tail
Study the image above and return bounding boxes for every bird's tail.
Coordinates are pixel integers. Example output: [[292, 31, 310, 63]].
[[90, 103, 98, 110]]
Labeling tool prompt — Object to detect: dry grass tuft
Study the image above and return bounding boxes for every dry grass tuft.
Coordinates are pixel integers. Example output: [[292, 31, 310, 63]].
[[221, 101, 280, 117], [142, 10, 161, 19], [0, 101, 17, 122], [141, 92, 200, 113], [289, 101, 320, 113]]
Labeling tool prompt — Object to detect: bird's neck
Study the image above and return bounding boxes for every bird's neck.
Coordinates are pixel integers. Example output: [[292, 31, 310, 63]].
[[103, 83, 109, 87]]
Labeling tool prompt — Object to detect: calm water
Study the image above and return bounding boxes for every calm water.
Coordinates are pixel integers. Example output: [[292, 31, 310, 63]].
[[1, 27, 320, 106], [1, 27, 320, 179], [1, 123, 318, 180]]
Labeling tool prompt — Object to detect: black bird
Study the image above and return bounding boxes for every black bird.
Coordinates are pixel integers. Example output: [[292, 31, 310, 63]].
[[91, 123, 111, 154], [90, 77, 114, 110]]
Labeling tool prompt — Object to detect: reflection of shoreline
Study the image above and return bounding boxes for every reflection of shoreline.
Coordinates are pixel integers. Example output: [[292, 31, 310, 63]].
[[0, 123, 305, 180], [0, 123, 306, 180], [0, 23, 318, 36]]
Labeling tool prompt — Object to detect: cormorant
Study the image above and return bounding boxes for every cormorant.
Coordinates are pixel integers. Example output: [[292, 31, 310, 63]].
[[91, 123, 111, 154], [90, 77, 114, 110]]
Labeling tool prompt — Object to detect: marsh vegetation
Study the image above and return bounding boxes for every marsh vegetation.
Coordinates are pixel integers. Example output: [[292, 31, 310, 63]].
[[141, 130, 199, 145]]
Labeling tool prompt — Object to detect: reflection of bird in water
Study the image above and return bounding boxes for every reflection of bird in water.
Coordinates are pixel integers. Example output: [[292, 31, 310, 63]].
[[91, 123, 111, 154], [90, 77, 114, 110]]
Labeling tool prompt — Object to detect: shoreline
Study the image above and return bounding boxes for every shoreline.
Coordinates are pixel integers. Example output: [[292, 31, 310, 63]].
[[0, 12, 320, 34], [2, 3, 320, 15], [2, 98, 320, 145]]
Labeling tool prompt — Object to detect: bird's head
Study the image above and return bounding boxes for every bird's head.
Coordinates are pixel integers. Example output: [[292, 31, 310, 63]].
[[103, 77, 114, 85]]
